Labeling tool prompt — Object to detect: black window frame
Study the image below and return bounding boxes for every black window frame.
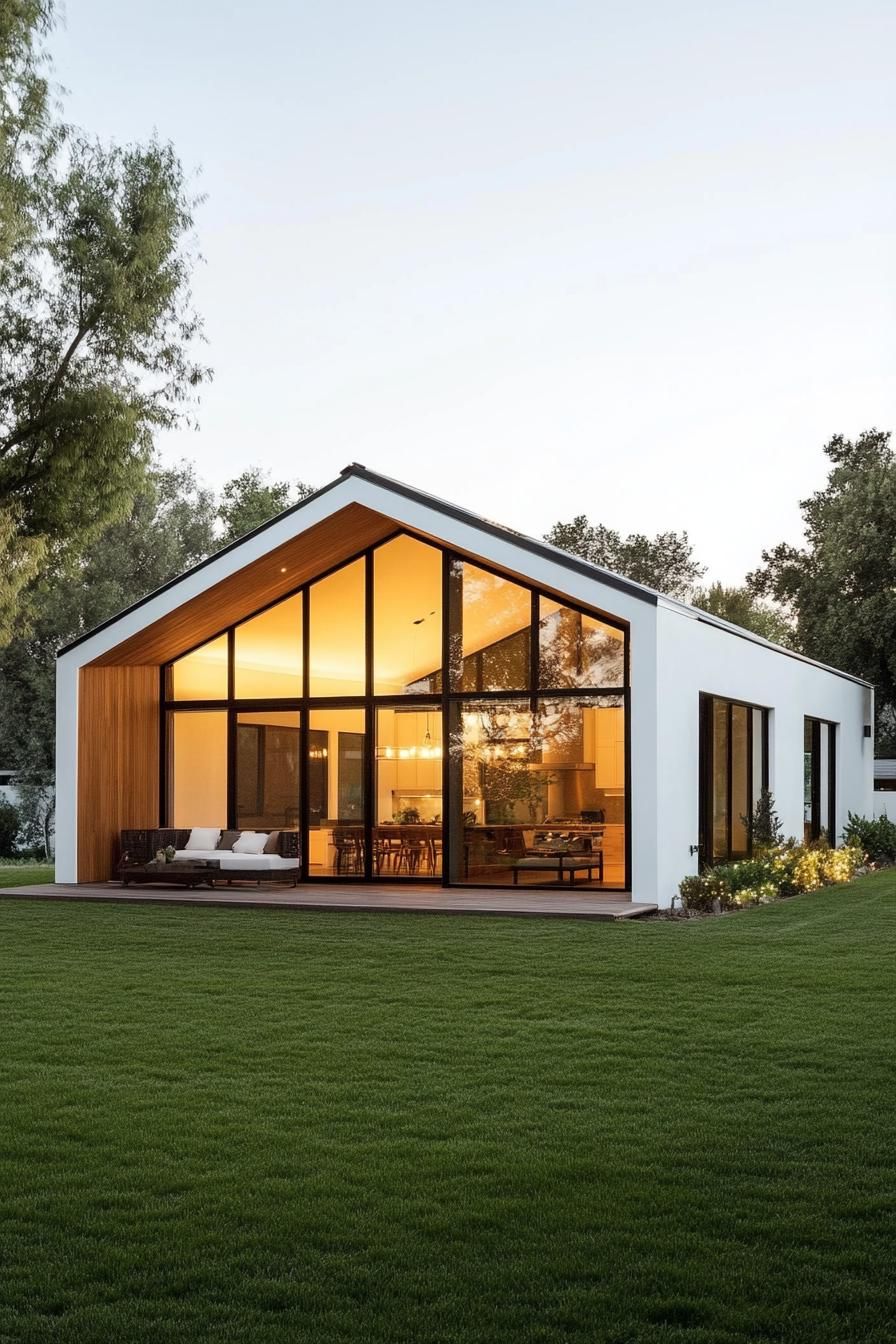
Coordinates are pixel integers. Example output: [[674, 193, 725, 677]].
[[698, 693, 770, 866], [804, 716, 837, 843], [161, 533, 632, 890]]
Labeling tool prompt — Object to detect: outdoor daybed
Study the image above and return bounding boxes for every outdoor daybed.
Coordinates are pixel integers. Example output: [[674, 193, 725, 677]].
[[119, 827, 300, 886]]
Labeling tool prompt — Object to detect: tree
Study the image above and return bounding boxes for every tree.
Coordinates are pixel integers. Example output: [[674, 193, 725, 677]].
[[0, 796, 20, 858], [692, 583, 793, 646], [0, 1, 57, 265], [544, 516, 704, 599], [748, 429, 896, 749], [0, 459, 217, 846], [217, 469, 315, 545], [0, 3, 208, 644], [745, 787, 784, 850]]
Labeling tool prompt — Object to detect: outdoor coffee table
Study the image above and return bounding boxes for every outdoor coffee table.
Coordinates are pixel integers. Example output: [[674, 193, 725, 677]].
[[511, 851, 604, 886], [118, 859, 221, 889]]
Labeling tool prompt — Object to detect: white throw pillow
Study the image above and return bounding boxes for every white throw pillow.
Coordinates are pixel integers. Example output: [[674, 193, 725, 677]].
[[233, 831, 269, 855], [185, 827, 221, 851]]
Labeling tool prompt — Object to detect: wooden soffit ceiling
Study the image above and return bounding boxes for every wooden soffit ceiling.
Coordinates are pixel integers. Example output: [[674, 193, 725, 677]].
[[89, 503, 399, 666]]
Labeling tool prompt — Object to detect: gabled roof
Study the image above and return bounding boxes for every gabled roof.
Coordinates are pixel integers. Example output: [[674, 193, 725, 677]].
[[56, 462, 872, 688], [57, 462, 660, 660]]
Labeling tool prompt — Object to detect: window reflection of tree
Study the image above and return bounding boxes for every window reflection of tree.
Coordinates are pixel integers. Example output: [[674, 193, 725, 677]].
[[457, 705, 550, 824], [538, 607, 624, 688]]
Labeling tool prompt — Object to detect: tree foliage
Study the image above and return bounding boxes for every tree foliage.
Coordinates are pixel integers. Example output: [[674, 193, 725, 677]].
[[544, 515, 704, 600], [0, 795, 20, 857], [692, 582, 793, 645], [0, 0, 56, 264], [0, 459, 217, 842], [0, 2, 208, 644], [748, 429, 895, 747], [217, 469, 315, 545]]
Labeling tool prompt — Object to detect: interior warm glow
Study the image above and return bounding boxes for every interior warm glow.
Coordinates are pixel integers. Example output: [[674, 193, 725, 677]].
[[309, 559, 366, 696], [170, 634, 228, 700], [376, 707, 443, 830], [235, 594, 303, 698], [168, 711, 227, 825], [461, 564, 531, 659], [373, 536, 442, 694], [236, 709, 300, 829]]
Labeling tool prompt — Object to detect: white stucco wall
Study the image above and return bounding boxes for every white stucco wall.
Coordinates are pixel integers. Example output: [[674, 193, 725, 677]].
[[654, 602, 873, 907], [54, 660, 78, 881]]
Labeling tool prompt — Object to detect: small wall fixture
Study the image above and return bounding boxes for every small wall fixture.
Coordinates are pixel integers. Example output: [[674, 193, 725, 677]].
[[864, 725, 872, 738]]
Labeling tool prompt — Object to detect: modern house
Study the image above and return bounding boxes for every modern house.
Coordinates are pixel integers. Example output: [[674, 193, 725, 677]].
[[55, 464, 874, 906]]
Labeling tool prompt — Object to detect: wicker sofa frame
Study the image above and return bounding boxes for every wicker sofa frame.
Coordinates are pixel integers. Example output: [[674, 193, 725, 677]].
[[118, 829, 300, 887]]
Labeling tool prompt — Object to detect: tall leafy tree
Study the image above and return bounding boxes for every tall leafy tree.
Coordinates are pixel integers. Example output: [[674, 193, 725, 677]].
[[0, 460, 217, 846], [217, 468, 314, 544], [544, 515, 704, 600], [0, 0, 56, 263], [748, 429, 895, 748], [0, 1, 208, 644], [692, 583, 793, 646]]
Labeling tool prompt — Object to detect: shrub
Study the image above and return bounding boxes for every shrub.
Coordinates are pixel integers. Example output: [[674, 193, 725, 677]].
[[818, 844, 862, 885], [790, 846, 825, 892], [745, 788, 784, 849], [713, 858, 775, 893], [678, 874, 729, 913], [678, 840, 862, 912], [0, 798, 20, 858], [843, 812, 896, 864]]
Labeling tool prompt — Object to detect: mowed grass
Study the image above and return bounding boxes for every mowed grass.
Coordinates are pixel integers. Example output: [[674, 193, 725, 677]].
[[0, 865, 54, 888], [1, 879, 894, 1344]]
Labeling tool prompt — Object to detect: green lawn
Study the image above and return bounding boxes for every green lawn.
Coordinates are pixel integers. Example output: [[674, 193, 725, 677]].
[[0, 863, 54, 888], [1, 878, 894, 1344]]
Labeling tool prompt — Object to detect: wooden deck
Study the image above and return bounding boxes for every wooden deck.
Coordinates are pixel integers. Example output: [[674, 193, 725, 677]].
[[2, 882, 657, 921]]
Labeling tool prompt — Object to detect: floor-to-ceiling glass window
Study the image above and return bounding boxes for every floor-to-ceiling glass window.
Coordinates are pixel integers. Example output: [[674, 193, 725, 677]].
[[373, 537, 442, 695], [235, 710, 300, 831], [452, 697, 626, 885], [167, 710, 228, 827], [309, 560, 366, 697], [306, 707, 366, 876], [699, 695, 769, 863], [161, 533, 629, 887], [235, 596, 303, 699], [446, 557, 628, 887], [804, 717, 837, 842], [375, 706, 443, 877]]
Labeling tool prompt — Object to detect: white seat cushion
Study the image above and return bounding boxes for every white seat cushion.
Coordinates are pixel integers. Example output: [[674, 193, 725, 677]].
[[232, 831, 269, 855], [173, 849, 297, 871], [185, 827, 222, 851], [218, 853, 297, 871]]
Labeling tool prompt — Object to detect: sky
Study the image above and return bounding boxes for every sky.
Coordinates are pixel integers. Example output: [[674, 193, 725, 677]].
[[51, 0, 895, 584]]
